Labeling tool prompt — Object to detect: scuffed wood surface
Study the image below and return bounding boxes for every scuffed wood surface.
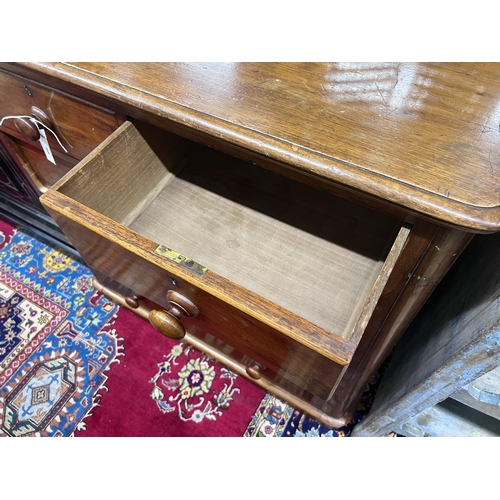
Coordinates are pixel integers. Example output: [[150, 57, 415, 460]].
[[395, 399, 500, 437], [461, 366, 500, 404]]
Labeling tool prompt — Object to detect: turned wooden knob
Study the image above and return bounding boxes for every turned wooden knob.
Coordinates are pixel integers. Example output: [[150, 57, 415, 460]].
[[14, 116, 39, 141], [13, 107, 53, 142], [246, 362, 264, 380], [149, 309, 186, 340], [30, 106, 53, 129], [166, 290, 199, 317], [149, 291, 199, 340], [125, 293, 144, 308]]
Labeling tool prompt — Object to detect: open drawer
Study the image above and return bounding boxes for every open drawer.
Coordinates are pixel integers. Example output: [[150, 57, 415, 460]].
[[40, 121, 410, 403]]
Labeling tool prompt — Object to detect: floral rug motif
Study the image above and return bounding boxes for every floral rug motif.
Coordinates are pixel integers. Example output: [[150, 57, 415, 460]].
[[149, 343, 244, 424], [75, 305, 268, 437], [0, 217, 121, 436]]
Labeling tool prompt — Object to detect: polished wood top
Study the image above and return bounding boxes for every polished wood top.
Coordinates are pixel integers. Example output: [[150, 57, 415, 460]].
[[9, 62, 500, 232]]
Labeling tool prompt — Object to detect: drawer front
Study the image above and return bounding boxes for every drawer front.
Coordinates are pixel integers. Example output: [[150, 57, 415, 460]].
[[94, 274, 345, 408], [43, 204, 345, 401], [0, 70, 123, 176]]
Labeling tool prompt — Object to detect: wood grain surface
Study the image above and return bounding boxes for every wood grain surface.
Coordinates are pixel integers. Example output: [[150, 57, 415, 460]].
[[9, 62, 500, 232], [50, 120, 407, 345]]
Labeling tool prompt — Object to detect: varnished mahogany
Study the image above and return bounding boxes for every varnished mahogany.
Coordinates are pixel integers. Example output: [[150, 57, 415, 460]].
[[2, 62, 499, 425]]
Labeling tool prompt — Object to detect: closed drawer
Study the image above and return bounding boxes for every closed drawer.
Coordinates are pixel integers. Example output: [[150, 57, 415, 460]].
[[0, 69, 123, 189], [41, 121, 410, 401]]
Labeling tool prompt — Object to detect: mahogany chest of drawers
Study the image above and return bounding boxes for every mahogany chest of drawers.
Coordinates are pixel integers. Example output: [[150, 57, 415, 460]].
[[2, 62, 499, 426]]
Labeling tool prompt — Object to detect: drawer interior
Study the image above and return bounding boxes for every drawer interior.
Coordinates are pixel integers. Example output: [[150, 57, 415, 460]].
[[57, 121, 402, 339]]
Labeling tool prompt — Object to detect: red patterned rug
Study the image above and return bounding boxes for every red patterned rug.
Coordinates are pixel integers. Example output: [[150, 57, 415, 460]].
[[75, 308, 267, 437], [0, 214, 384, 437]]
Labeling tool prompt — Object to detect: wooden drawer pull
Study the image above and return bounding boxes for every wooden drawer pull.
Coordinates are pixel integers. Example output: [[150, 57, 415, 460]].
[[149, 291, 199, 340], [14, 116, 40, 141], [246, 362, 264, 380], [149, 309, 186, 340], [166, 290, 199, 317], [30, 106, 53, 129], [125, 293, 144, 308], [13, 107, 54, 142]]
